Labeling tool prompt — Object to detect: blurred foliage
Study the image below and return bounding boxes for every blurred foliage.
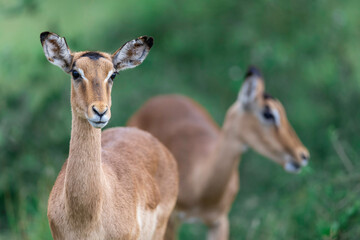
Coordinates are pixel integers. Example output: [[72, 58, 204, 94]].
[[0, 0, 359, 239]]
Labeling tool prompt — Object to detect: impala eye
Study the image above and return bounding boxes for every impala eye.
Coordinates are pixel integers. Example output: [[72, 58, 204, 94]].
[[262, 106, 274, 121], [263, 111, 274, 120], [72, 70, 80, 79], [110, 72, 117, 81]]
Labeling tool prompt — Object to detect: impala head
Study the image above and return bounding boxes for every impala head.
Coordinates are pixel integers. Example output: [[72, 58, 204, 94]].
[[40, 31, 153, 128], [236, 66, 309, 173]]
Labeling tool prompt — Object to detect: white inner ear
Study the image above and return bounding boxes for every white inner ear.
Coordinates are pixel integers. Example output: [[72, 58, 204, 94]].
[[115, 40, 136, 60], [113, 38, 151, 71], [116, 39, 147, 61], [238, 77, 258, 109], [43, 35, 72, 71]]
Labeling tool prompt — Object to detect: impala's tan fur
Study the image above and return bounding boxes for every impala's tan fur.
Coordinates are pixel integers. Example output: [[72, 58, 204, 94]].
[[127, 68, 309, 239], [41, 32, 178, 240]]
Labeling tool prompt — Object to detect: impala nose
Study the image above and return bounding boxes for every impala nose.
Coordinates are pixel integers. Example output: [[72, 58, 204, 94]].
[[92, 105, 108, 117], [285, 161, 301, 173], [300, 152, 309, 166]]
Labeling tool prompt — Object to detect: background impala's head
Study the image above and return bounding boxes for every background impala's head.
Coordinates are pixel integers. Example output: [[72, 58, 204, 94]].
[[234, 66, 309, 173], [40, 31, 153, 128]]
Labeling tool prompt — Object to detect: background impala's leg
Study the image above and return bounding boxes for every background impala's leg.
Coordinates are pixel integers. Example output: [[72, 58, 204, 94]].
[[164, 212, 181, 240], [207, 215, 229, 240]]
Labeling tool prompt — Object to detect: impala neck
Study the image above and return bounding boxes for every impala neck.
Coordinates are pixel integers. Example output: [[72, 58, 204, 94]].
[[204, 103, 244, 200], [65, 111, 104, 225]]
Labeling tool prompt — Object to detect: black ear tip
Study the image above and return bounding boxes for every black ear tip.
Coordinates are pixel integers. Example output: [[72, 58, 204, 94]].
[[245, 66, 262, 79], [138, 36, 153, 48], [40, 31, 50, 44], [145, 36, 154, 48]]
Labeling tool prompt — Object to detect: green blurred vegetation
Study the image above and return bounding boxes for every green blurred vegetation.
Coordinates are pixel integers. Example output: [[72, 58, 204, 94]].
[[0, 0, 359, 239]]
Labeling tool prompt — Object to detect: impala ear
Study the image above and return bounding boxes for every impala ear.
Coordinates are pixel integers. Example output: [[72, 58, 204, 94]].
[[112, 36, 153, 72], [40, 32, 73, 73], [238, 66, 265, 110]]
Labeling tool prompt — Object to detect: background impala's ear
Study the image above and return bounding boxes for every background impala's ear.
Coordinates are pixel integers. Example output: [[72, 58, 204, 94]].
[[112, 36, 153, 71], [238, 66, 265, 110], [40, 32, 73, 73]]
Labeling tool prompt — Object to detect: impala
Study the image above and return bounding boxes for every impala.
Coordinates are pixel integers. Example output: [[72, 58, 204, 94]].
[[127, 67, 309, 240], [40, 31, 178, 240]]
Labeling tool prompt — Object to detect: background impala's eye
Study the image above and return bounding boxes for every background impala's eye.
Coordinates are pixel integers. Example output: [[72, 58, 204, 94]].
[[263, 111, 274, 120], [262, 105, 274, 121], [72, 70, 80, 79], [110, 72, 117, 81]]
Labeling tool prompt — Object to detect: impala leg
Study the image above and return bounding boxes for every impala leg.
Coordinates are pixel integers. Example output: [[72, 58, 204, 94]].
[[207, 215, 229, 240]]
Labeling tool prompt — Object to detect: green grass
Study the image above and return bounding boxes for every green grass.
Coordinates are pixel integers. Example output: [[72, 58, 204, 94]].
[[0, 0, 359, 239]]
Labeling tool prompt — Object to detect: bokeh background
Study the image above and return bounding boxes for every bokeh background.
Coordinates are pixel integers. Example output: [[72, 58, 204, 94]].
[[1, 0, 359, 239]]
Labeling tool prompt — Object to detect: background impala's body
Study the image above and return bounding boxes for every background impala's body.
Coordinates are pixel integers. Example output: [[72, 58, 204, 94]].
[[128, 68, 309, 239], [41, 32, 178, 240]]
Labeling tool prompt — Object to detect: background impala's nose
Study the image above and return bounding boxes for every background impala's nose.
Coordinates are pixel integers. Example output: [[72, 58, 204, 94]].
[[292, 161, 301, 170], [285, 161, 301, 173], [92, 105, 108, 117], [300, 152, 309, 166]]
